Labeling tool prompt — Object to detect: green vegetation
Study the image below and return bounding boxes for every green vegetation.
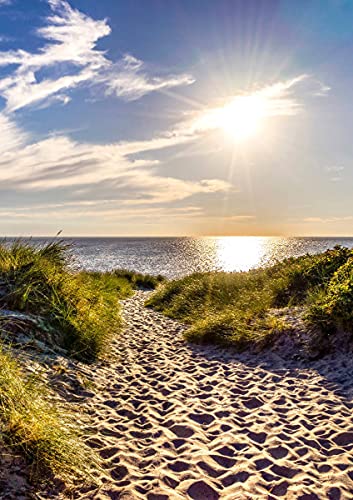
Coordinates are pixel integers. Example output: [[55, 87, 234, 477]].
[[147, 246, 353, 353], [0, 240, 152, 361], [0, 346, 96, 483], [113, 269, 165, 290], [0, 240, 163, 488], [307, 257, 353, 333]]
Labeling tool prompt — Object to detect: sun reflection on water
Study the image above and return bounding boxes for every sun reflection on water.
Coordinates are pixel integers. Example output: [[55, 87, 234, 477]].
[[212, 237, 286, 272]]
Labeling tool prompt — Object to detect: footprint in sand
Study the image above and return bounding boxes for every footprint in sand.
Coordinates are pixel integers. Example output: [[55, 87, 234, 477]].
[[187, 480, 220, 500]]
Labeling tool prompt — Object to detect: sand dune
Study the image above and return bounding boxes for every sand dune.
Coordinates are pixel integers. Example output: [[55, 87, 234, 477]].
[[54, 290, 352, 499]]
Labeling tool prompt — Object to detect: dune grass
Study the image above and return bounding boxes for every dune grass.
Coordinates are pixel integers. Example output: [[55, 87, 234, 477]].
[[0, 240, 142, 361], [147, 246, 353, 352], [113, 269, 165, 289], [0, 346, 97, 484]]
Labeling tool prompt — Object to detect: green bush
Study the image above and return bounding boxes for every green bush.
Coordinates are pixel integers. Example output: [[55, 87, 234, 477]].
[[147, 270, 270, 320], [307, 257, 353, 334], [269, 246, 352, 307]]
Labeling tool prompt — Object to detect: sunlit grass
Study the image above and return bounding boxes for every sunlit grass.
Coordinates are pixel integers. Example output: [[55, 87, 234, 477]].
[[0, 346, 97, 484], [0, 241, 142, 361], [147, 246, 353, 353]]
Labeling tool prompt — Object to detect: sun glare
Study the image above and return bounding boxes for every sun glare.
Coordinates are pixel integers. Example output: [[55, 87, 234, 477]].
[[199, 94, 270, 142], [220, 95, 269, 141], [195, 89, 284, 142]]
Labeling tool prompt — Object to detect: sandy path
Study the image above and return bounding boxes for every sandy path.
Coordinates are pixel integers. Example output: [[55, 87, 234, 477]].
[[70, 291, 353, 500]]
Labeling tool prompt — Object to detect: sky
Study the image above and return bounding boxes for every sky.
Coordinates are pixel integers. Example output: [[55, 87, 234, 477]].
[[0, 0, 352, 236]]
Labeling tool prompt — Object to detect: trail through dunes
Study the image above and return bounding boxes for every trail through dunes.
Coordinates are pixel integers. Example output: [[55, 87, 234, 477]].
[[51, 292, 353, 499]]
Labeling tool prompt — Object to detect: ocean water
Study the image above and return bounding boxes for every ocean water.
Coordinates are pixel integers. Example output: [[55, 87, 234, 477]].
[[23, 236, 353, 279]]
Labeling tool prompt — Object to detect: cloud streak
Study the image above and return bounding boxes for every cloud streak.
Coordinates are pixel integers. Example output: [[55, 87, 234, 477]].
[[0, 113, 232, 207], [0, 72, 325, 210], [303, 216, 353, 224], [0, 1, 194, 111], [103, 55, 195, 101]]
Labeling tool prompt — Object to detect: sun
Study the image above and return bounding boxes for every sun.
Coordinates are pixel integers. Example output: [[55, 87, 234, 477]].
[[218, 95, 268, 141], [196, 93, 271, 142]]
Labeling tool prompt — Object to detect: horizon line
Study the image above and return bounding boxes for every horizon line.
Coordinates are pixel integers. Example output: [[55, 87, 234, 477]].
[[1, 234, 353, 239]]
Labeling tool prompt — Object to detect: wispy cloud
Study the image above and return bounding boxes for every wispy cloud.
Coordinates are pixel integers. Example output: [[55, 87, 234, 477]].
[[114, 78, 316, 156], [0, 0, 194, 112], [0, 113, 28, 152], [326, 165, 344, 172], [226, 215, 256, 222], [0, 68, 328, 212], [0, 113, 231, 206], [0, 204, 205, 222], [103, 54, 195, 101], [303, 216, 353, 223]]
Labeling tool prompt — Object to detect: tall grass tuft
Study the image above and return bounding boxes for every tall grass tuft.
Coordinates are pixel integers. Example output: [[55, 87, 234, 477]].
[[113, 269, 165, 289], [0, 346, 97, 483]]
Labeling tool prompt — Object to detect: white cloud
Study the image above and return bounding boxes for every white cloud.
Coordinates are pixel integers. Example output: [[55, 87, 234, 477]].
[[103, 54, 195, 101], [0, 113, 231, 206], [119, 175, 231, 205], [0, 70, 328, 211], [0, 113, 28, 152], [226, 215, 256, 221], [0, 204, 205, 221], [0, 1, 194, 111], [3, 68, 95, 112], [111, 74, 316, 155], [326, 165, 344, 172]]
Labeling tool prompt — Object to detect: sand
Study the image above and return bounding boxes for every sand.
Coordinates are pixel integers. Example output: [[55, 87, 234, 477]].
[[4, 291, 353, 499]]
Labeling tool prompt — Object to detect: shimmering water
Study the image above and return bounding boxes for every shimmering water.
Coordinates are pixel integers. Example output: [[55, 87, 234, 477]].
[[26, 236, 353, 279]]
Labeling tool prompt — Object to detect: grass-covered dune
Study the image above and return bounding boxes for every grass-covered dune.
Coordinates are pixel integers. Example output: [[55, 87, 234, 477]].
[[0, 240, 161, 489], [147, 246, 353, 357], [0, 241, 163, 362]]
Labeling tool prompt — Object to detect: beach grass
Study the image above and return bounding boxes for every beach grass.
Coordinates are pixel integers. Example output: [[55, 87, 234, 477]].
[[0, 240, 158, 361], [147, 246, 353, 352], [113, 269, 165, 289], [0, 346, 97, 484]]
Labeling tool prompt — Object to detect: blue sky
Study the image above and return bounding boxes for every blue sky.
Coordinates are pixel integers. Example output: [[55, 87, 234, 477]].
[[0, 0, 352, 236]]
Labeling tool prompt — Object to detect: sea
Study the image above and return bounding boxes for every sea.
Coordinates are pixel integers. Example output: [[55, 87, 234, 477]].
[[15, 236, 353, 279]]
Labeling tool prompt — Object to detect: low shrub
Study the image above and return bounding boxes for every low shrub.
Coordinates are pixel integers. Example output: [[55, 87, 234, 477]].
[[269, 246, 352, 307], [307, 257, 353, 336]]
